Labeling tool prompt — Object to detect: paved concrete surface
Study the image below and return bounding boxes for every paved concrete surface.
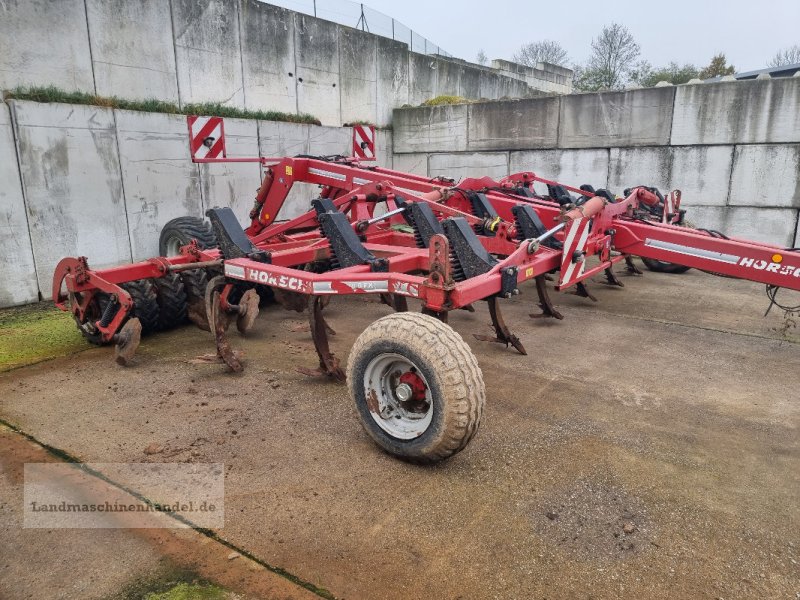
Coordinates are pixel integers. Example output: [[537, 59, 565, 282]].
[[0, 266, 798, 599]]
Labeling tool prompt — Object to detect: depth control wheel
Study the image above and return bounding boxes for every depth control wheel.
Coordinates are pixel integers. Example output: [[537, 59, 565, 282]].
[[159, 216, 217, 256], [640, 257, 691, 274], [347, 312, 485, 463]]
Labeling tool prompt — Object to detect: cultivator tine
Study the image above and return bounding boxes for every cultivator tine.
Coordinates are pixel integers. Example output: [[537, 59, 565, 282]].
[[188, 301, 211, 331], [603, 266, 625, 287], [625, 256, 643, 275], [473, 296, 526, 355], [574, 282, 598, 302], [421, 307, 449, 323], [212, 290, 244, 372], [530, 275, 564, 320], [380, 293, 408, 312], [113, 318, 142, 366], [299, 296, 346, 381]]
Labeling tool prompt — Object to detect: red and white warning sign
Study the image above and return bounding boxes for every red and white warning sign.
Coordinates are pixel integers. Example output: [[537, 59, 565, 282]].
[[558, 217, 592, 289], [352, 125, 376, 161], [187, 116, 226, 160]]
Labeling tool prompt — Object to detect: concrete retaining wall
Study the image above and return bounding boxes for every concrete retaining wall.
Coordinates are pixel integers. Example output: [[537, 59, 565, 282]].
[[0, 0, 556, 127], [393, 77, 800, 249], [0, 100, 391, 306]]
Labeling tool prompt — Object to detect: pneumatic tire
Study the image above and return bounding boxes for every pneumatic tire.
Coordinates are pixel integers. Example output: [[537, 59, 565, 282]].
[[153, 272, 188, 329], [346, 313, 485, 463], [120, 279, 160, 334], [159, 216, 218, 256], [640, 257, 691, 274]]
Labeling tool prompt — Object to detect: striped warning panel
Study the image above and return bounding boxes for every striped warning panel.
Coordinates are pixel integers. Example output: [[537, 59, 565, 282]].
[[663, 190, 681, 224], [558, 217, 591, 288], [187, 116, 226, 160], [352, 125, 375, 161]]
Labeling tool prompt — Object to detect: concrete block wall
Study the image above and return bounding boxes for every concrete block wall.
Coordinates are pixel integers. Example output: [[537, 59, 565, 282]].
[[0, 100, 392, 307], [0, 0, 554, 127], [393, 78, 800, 248]]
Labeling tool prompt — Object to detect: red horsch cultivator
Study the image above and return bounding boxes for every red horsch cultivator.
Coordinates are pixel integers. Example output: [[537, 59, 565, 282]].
[[53, 118, 800, 463]]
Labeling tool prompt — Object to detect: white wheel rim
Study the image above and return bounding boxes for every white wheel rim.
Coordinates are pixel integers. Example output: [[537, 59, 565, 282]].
[[363, 352, 433, 440], [165, 235, 183, 257]]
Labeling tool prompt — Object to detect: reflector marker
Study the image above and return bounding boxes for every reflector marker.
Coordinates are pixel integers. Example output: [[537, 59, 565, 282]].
[[644, 239, 740, 263]]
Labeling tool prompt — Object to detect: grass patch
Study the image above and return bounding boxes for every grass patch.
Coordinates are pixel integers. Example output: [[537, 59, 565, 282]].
[[0, 303, 89, 371], [3, 86, 321, 125], [420, 95, 472, 106]]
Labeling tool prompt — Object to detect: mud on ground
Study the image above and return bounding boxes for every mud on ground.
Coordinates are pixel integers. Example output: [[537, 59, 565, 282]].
[[0, 266, 798, 599]]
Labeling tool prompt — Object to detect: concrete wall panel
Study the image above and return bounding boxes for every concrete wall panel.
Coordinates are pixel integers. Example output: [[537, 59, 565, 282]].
[[392, 153, 428, 177], [434, 59, 460, 97], [11, 101, 130, 298], [376, 38, 409, 127], [479, 71, 501, 100], [0, 104, 39, 306], [671, 79, 800, 146], [688, 207, 798, 247], [728, 145, 800, 208], [339, 28, 377, 125], [172, 0, 245, 107], [86, 0, 179, 102], [559, 87, 675, 148], [609, 146, 733, 206], [460, 67, 481, 100], [375, 130, 393, 168], [393, 105, 468, 153], [0, 0, 94, 93], [239, 0, 297, 114], [429, 152, 509, 181], [294, 14, 340, 125], [510, 149, 609, 194], [308, 126, 352, 156], [408, 53, 436, 106], [199, 117, 260, 226], [467, 98, 560, 151], [115, 110, 202, 261], [257, 121, 312, 220]]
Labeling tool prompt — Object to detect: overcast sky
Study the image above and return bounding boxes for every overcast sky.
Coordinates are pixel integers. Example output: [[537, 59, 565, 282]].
[[356, 0, 799, 72]]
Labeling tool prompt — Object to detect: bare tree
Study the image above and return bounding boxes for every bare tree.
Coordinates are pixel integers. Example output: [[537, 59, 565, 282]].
[[476, 49, 488, 66], [512, 40, 569, 67], [576, 23, 640, 91], [768, 45, 800, 68]]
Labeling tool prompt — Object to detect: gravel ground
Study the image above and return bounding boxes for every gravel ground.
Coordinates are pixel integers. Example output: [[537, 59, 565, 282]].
[[0, 265, 798, 599]]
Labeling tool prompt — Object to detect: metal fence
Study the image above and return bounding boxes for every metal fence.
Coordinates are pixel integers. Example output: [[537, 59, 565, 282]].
[[260, 0, 455, 57]]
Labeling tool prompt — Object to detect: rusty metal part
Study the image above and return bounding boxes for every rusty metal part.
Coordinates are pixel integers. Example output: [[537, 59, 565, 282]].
[[212, 289, 243, 372], [473, 296, 527, 355], [530, 275, 564, 320], [113, 318, 142, 366], [235, 289, 260, 334], [575, 281, 598, 302], [168, 259, 223, 272], [625, 256, 644, 275], [188, 300, 211, 331], [298, 296, 345, 381], [603, 266, 625, 287]]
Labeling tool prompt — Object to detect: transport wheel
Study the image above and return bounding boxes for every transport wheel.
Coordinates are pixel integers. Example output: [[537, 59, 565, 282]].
[[159, 216, 218, 256], [347, 313, 485, 463], [119, 279, 160, 334], [640, 257, 691, 274], [153, 272, 188, 329]]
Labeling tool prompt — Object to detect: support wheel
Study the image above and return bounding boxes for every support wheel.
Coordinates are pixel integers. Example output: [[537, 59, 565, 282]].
[[640, 257, 691, 274], [153, 272, 188, 329], [120, 280, 160, 334], [347, 313, 485, 463], [159, 216, 218, 256]]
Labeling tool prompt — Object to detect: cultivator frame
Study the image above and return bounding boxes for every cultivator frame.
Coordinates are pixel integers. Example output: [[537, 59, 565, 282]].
[[53, 117, 800, 462]]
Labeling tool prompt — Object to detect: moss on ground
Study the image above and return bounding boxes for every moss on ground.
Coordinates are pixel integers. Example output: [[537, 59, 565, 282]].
[[0, 303, 89, 371], [4, 86, 321, 125], [144, 582, 231, 600], [420, 95, 472, 106]]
